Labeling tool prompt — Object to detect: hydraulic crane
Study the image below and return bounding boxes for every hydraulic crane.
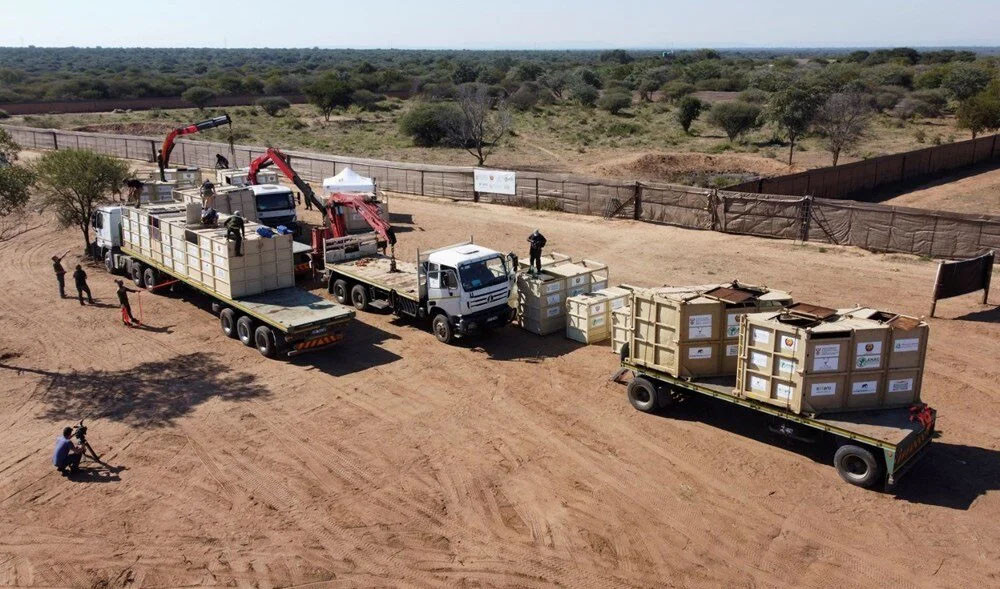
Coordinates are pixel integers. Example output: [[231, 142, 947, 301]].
[[247, 147, 397, 253], [157, 114, 232, 181]]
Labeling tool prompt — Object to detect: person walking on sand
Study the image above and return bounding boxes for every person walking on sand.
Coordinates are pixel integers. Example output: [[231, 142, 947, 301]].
[[73, 264, 94, 305], [52, 250, 70, 298], [115, 279, 140, 325]]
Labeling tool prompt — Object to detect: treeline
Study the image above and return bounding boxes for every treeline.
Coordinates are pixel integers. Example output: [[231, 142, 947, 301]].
[[0, 46, 994, 104]]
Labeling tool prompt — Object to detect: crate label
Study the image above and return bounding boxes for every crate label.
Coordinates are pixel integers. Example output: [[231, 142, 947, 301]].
[[544, 282, 561, 294], [888, 378, 914, 393], [611, 297, 626, 310], [780, 335, 798, 353], [569, 287, 586, 297], [810, 382, 837, 397], [726, 325, 740, 338], [775, 382, 793, 400], [751, 351, 768, 368], [591, 315, 606, 328], [812, 344, 840, 372], [726, 343, 738, 357], [750, 375, 768, 392], [854, 341, 882, 369], [893, 338, 920, 353], [851, 380, 878, 395], [546, 293, 561, 305], [688, 346, 711, 359], [545, 306, 561, 318], [590, 302, 606, 315], [777, 358, 797, 374], [570, 275, 586, 287], [688, 314, 712, 339], [752, 328, 770, 345]]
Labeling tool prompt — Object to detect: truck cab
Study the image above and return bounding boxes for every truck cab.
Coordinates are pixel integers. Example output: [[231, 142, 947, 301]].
[[92, 205, 125, 270], [420, 243, 515, 341], [248, 184, 297, 231]]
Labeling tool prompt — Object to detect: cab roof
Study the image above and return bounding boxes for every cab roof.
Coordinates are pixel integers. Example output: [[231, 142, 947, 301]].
[[428, 245, 502, 267], [248, 184, 292, 195]]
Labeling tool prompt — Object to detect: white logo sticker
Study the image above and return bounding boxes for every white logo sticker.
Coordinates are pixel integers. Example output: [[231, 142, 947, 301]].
[[851, 380, 878, 395], [893, 338, 920, 353], [750, 375, 768, 391], [810, 382, 837, 397], [753, 328, 771, 345], [688, 346, 712, 359], [888, 378, 914, 393]]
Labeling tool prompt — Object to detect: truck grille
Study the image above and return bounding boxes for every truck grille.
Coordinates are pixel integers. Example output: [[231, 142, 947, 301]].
[[469, 287, 509, 309]]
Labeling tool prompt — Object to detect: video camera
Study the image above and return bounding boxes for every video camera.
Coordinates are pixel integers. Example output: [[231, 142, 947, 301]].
[[71, 420, 101, 463]]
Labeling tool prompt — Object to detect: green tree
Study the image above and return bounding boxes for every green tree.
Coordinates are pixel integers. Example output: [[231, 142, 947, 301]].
[[351, 89, 385, 112], [33, 150, 132, 254], [676, 96, 704, 134], [399, 102, 462, 146], [661, 80, 696, 102], [706, 101, 762, 142], [942, 63, 994, 100], [452, 62, 478, 85], [181, 86, 216, 110], [767, 86, 825, 165], [571, 81, 599, 107], [304, 74, 354, 121], [597, 91, 632, 115], [956, 85, 1000, 139], [255, 96, 291, 117], [0, 129, 36, 238]]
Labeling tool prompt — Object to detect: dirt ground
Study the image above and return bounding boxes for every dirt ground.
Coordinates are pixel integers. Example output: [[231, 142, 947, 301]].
[[1, 181, 999, 587], [880, 162, 1000, 215]]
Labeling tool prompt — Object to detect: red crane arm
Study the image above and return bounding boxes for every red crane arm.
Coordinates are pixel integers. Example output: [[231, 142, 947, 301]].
[[159, 114, 232, 179], [328, 193, 396, 246]]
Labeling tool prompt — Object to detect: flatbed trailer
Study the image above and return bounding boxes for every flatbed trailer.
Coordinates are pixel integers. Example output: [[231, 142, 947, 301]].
[[115, 245, 355, 358], [620, 360, 936, 488]]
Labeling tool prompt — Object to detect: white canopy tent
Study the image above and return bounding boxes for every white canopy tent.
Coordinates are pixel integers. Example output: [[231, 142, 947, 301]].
[[322, 167, 375, 194]]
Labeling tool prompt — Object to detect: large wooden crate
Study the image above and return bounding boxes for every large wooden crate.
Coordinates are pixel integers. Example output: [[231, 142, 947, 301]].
[[175, 186, 259, 222], [735, 304, 928, 415]]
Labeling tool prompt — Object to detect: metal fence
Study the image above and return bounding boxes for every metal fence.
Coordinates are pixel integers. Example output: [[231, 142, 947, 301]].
[[5, 124, 999, 261]]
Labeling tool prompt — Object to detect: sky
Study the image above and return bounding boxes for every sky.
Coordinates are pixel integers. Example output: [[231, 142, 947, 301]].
[[0, 0, 996, 49]]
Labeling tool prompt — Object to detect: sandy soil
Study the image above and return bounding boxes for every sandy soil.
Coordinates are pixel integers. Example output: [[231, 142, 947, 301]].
[[590, 151, 802, 183], [1, 183, 999, 587], [880, 163, 1000, 215]]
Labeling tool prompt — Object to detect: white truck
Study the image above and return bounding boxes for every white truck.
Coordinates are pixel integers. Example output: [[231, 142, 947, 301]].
[[247, 183, 299, 232], [325, 240, 516, 343], [91, 203, 355, 358]]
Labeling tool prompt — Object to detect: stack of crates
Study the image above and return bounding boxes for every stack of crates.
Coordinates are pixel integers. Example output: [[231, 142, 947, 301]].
[[175, 186, 259, 221], [514, 255, 609, 336], [161, 166, 202, 188], [567, 286, 632, 344], [139, 181, 176, 204], [216, 168, 279, 187]]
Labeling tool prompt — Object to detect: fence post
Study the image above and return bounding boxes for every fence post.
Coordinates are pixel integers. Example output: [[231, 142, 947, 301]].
[[420, 170, 425, 196], [800, 196, 813, 242], [633, 182, 642, 220], [149, 140, 157, 163], [51, 131, 58, 150], [535, 178, 540, 209]]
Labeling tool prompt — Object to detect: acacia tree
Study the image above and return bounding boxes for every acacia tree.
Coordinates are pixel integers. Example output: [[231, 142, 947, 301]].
[[706, 101, 762, 142], [304, 74, 354, 121], [181, 86, 216, 110], [33, 150, 132, 255], [448, 83, 512, 166], [767, 86, 824, 165], [812, 93, 873, 166], [956, 83, 1000, 139], [0, 130, 36, 240], [676, 96, 704, 134]]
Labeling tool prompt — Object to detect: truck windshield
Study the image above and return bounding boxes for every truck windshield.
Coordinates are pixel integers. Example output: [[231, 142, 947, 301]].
[[256, 191, 295, 212], [458, 256, 508, 292]]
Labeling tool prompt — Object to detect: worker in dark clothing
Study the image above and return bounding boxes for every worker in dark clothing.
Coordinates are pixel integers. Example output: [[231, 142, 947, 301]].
[[73, 264, 94, 306], [200, 179, 216, 209], [115, 279, 140, 325], [53, 426, 83, 476], [225, 211, 246, 257], [52, 250, 70, 297], [124, 178, 143, 205], [527, 229, 547, 274], [215, 153, 230, 169]]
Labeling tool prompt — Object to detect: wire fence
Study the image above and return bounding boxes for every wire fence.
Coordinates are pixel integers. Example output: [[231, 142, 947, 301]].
[[4, 124, 998, 261]]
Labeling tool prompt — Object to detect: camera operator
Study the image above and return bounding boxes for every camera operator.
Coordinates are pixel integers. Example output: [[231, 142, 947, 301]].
[[52, 426, 84, 475]]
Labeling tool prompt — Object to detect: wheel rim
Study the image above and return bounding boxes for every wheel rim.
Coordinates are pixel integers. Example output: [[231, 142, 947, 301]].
[[352, 291, 364, 307], [238, 323, 249, 341], [843, 455, 869, 479], [632, 386, 651, 404], [434, 319, 448, 339], [256, 331, 268, 352]]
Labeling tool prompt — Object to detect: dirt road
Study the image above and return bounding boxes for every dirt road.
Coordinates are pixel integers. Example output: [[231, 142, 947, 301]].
[[1, 191, 998, 588]]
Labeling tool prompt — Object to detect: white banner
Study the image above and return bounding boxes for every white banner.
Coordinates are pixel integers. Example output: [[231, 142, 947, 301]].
[[474, 168, 516, 195]]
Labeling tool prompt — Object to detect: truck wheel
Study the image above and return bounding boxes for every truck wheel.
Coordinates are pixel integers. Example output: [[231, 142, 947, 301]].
[[236, 315, 255, 346], [219, 308, 238, 338], [104, 250, 117, 274], [332, 279, 349, 304], [254, 326, 277, 358], [350, 284, 369, 311], [130, 262, 145, 288], [834, 444, 884, 489], [627, 376, 658, 413], [143, 267, 158, 292], [432, 314, 453, 344]]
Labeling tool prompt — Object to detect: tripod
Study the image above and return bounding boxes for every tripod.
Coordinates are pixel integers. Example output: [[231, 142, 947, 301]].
[[72, 420, 106, 465]]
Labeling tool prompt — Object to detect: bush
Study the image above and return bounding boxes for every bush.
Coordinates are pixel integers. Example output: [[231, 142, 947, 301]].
[[739, 89, 768, 104], [597, 91, 632, 115], [0, 109, 9, 120], [706, 101, 762, 141], [874, 86, 907, 111], [398, 102, 462, 146], [676, 96, 704, 133], [255, 96, 290, 117], [572, 82, 599, 107], [181, 86, 216, 109], [508, 83, 540, 111], [352, 89, 385, 111], [661, 80, 696, 102]]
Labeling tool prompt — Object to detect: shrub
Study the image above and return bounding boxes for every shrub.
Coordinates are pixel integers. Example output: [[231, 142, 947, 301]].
[[255, 96, 290, 117], [398, 102, 462, 146], [0, 109, 9, 120], [352, 89, 385, 111], [508, 83, 540, 111], [892, 97, 939, 119], [571, 82, 599, 107], [675, 96, 704, 134], [181, 86, 216, 109], [597, 91, 632, 115], [661, 80, 696, 102], [706, 101, 762, 141], [739, 89, 768, 104]]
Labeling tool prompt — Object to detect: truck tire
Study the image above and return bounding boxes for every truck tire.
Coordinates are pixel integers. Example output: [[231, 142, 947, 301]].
[[236, 315, 255, 346], [130, 262, 145, 288], [104, 250, 117, 274], [627, 376, 658, 413], [834, 444, 884, 489], [350, 284, 369, 311], [332, 279, 349, 304], [143, 267, 158, 292], [432, 314, 453, 344], [254, 326, 277, 358], [219, 308, 238, 338]]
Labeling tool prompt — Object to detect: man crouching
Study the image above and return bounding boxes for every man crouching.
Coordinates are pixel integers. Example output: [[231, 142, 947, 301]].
[[52, 427, 84, 476]]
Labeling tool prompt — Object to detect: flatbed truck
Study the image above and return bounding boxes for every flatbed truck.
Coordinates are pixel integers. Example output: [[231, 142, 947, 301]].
[[619, 356, 936, 489], [324, 240, 515, 344], [92, 205, 355, 358]]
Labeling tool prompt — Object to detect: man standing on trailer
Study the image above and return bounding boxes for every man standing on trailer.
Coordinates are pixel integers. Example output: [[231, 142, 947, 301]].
[[52, 250, 70, 298], [73, 264, 94, 305], [124, 179, 143, 205], [527, 229, 547, 274], [225, 211, 245, 257], [200, 179, 216, 209], [115, 279, 140, 325]]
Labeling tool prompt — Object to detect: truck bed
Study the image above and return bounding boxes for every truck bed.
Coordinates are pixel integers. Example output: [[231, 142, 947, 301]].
[[234, 288, 355, 333], [329, 255, 420, 301]]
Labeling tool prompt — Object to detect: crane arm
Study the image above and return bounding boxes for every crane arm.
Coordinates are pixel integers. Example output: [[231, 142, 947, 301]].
[[247, 148, 327, 213], [328, 193, 397, 246], [159, 114, 232, 180]]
